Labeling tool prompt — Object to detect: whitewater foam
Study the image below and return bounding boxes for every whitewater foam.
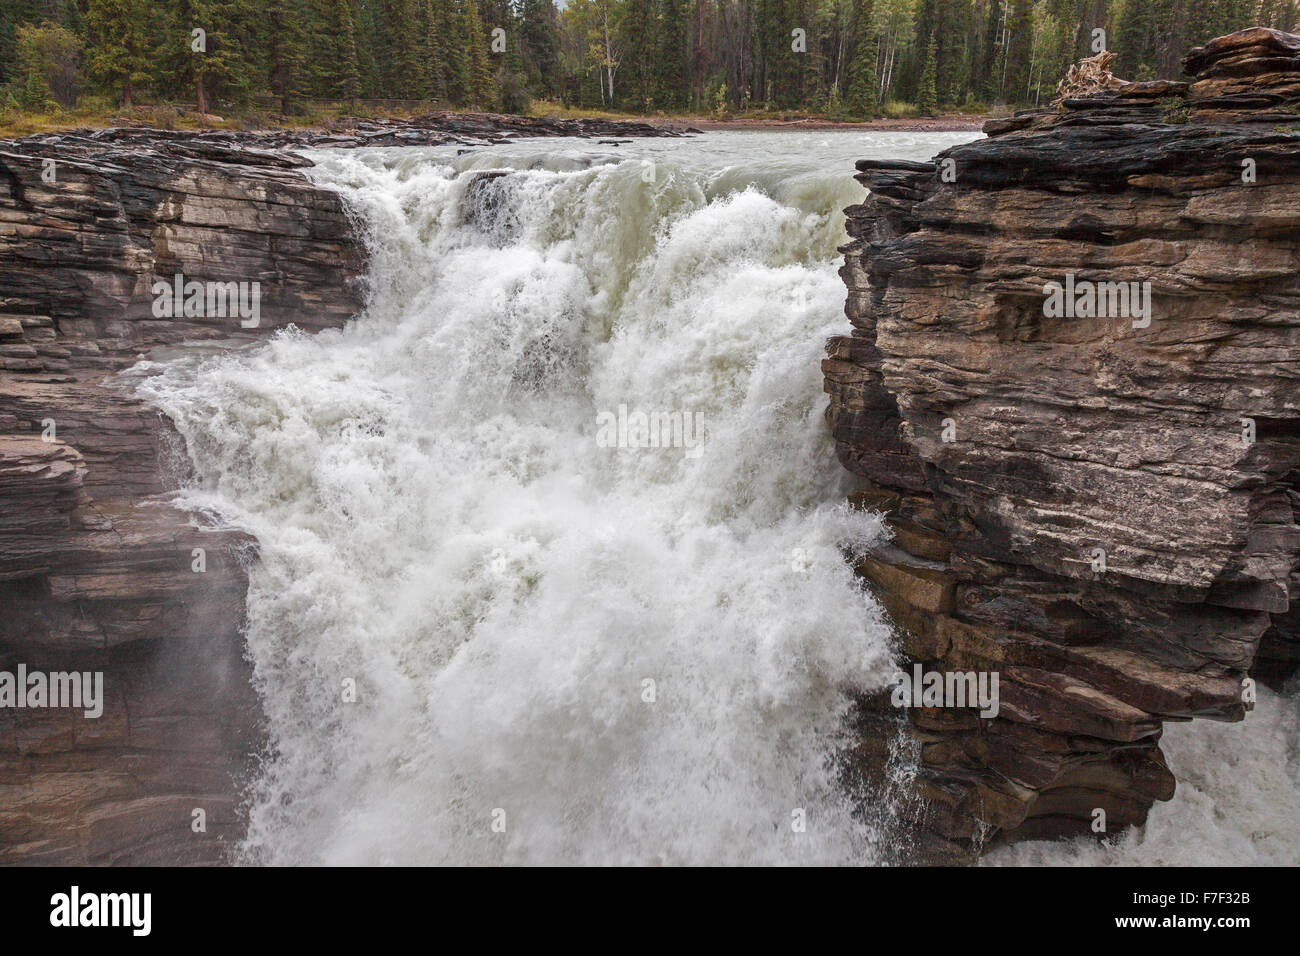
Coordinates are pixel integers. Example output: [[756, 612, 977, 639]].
[[136, 132, 979, 864]]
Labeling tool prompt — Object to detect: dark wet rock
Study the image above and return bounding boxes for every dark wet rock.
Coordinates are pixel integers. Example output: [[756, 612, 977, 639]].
[[0, 131, 366, 863], [829, 28, 1300, 861]]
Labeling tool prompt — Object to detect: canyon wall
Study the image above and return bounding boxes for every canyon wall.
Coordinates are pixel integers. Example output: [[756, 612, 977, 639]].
[[0, 133, 365, 863], [829, 28, 1300, 861]]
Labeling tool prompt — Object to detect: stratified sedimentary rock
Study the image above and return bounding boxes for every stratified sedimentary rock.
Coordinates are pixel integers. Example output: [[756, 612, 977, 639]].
[[828, 27, 1300, 861], [0, 134, 365, 863]]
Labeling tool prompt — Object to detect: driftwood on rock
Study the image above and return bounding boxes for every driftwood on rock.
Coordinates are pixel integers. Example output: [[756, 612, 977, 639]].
[[1053, 49, 1129, 102]]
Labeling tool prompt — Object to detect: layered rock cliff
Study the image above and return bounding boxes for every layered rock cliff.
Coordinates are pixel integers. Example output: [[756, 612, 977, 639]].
[[829, 28, 1300, 861], [0, 134, 365, 863]]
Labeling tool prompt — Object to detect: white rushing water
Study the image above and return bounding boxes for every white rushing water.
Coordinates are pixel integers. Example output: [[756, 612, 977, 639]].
[[133, 130, 1300, 865]]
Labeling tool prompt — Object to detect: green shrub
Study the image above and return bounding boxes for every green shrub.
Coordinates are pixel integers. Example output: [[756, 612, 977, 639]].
[[16, 21, 82, 108], [882, 99, 917, 118]]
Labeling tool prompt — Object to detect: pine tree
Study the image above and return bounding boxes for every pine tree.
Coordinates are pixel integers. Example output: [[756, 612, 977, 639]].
[[263, 0, 308, 113], [1260, 0, 1300, 31], [197, 0, 258, 111], [757, 0, 804, 108], [378, 0, 420, 97], [480, 0, 527, 111], [1116, 0, 1175, 80], [157, 0, 198, 110], [948, 0, 975, 108], [654, 0, 689, 110], [156, 0, 257, 113], [0, 0, 40, 87], [464, 0, 494, 106], [789, 0, 812, 108], [412, 0, 441, 101], [430, 0, 458, 101], [1199, 0, 1257, 45], [314, 0, 362, 101], [618, 0, 657, 111], [845, 0, 878, 118], [86, 0, 154, 107], [1045, 0, 1073, 97], [20, 0, 1245, 122], [352, 0, 383, 95], [520, 0, 559, 98], [918, 33, 937, 114]]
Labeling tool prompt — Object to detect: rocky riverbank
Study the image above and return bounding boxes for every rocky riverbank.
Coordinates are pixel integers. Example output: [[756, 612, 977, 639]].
[[829, 27, 1300, 861], [21, 110, 698, 153]]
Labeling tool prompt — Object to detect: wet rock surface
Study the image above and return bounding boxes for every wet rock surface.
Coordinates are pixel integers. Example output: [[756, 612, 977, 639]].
[[829, 28, 1300, 861], [0, 130, 366, 863]]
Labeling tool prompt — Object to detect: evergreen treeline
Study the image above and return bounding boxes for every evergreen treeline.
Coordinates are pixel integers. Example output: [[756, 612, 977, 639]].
[[2, 0, 1295, 118]]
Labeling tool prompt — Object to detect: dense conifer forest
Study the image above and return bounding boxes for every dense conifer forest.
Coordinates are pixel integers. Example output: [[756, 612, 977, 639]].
[[1, 0, 1293, 120]]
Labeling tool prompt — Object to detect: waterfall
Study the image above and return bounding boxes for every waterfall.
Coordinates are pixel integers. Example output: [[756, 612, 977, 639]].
[[133, 131, 1297, 865]]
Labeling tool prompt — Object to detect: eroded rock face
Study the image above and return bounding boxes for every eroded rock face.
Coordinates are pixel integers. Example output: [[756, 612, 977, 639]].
[[828, 28, 1300, 861], [0, 135, 365, 863]]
